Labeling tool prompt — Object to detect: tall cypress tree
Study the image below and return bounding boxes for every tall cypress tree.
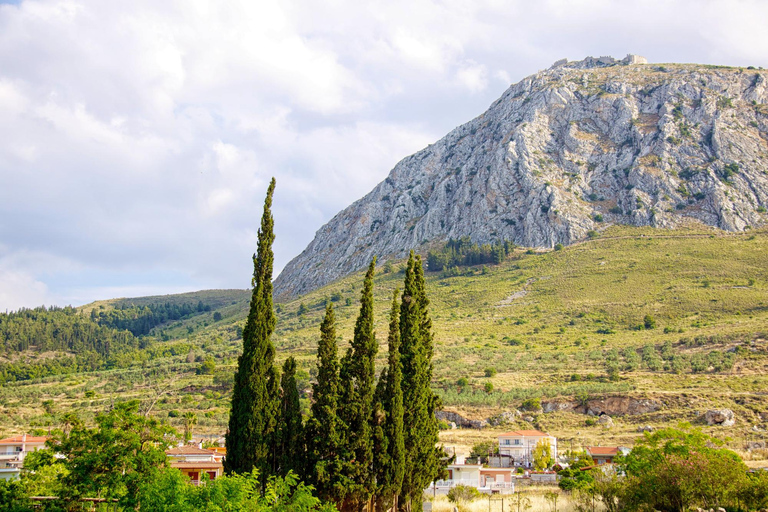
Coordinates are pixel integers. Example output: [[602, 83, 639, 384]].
[[278, 356, 303, 476], [305, 302, 348, 503], [338, 258, 378, 508], [225, 178, 280, 478], [398, 252, 445, 510], [376, 289, 405, 511]]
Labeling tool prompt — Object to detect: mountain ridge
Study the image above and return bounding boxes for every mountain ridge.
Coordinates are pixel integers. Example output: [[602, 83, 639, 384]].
[[275, 56, 768, 299]]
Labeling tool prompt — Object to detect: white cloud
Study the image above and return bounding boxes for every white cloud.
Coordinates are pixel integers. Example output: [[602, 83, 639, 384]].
[[0, 0, 767, 310]]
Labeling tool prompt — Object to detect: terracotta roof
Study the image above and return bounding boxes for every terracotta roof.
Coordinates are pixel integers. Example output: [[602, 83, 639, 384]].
[[586, 447, 619, 456], [0, 436, 48, 445], [170, 461, 223, 470], [166, 446, 217, 456], [499, 430, 551, 437]]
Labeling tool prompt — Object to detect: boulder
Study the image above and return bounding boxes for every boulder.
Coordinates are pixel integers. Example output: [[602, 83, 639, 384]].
[[704, 409, 735, 427], [637, 425, 654, 433], [598, 414, 614, 428]]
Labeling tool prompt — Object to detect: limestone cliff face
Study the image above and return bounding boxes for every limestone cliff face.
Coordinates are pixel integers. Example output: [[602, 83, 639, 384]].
[[275, 57, 768, 299]]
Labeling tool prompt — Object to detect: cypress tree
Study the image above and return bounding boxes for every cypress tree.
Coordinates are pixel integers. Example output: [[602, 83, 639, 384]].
[[305, 302, 348, 503], [278, 356, 303, 476], [338, 258, 378, 508], [376, 289, 405, 511], [398, 252, 445, 511], [224, 178, 280, 478]]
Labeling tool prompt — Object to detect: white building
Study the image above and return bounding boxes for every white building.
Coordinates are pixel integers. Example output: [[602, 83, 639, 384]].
[[0, 434, 49, 480], [497, 430, 557, 467]]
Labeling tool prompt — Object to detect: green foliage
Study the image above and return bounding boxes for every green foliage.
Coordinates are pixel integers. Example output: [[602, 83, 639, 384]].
[[484, 367, 497, 377], [137, 468, 337, 512], [532, 438, 553, 470], [520, 397, 541, 411], [0, 478, 29, 512], [426, 236, 514, 271], [0, 306, 142, 382], [338, 258, 378, 505], [94, 299, 212, 336], [48, 400, 176, 508], [196, 356, 216, 375], [621, 425, 749, 511], [643, 314, 656, 329], [226, 178, 280, 478], [447, 484, 481, 511], [469, 440, 498, 460], [278, 357, 303, 477], [304, 303, 346, 504], [375, 290, 405, 510], [399, 253, 446, 509]]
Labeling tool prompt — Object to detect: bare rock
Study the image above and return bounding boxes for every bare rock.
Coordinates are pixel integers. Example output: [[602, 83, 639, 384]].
[[705, 409, 736, 427], [487, 410, 521, 426], [275, 58, 768, 299], [598, 414, 614, 428], [637, 425, 654, 433], [436, 411, 486, 429], [586, 397, 662, 416]]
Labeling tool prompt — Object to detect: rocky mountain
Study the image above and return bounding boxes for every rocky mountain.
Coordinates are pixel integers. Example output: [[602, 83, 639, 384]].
[[275, 55, 768, 299]]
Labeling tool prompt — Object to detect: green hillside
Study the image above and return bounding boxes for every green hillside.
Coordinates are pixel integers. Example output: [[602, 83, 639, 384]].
[[2, 225, 768, 455]]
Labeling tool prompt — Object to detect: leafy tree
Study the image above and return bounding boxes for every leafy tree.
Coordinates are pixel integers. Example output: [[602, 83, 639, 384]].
[[532, 438, 553, 470], [226, 178, 281, 478], [197, 357, 216, 375], [137, 468, 337, 511], [338, 258, 378, 508], [304, 303, 347, 504], [182, 411, 197, 441], [398, 252, 446, 509], [375, 290, 405, 511], [621, 424, 748, 511], [278, 356, 303, 477], [0, 478, 30, 512], [447, 484, 481, 511], [47, 400, 175, 509]]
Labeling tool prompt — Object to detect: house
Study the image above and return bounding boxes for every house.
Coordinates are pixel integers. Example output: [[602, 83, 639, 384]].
[[430, 460, 515, 494], [165, 445, 224, 484], [585, 446, 630, 465], [497, 430, 557, 467], [0, 435, 49, 480]]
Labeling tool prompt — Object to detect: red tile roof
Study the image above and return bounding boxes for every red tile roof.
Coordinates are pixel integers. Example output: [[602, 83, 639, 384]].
[[166, 446, 217, 456], [499, 430, 551, 437], [586, 447, 619, 456], [0, 436, 48, 445]]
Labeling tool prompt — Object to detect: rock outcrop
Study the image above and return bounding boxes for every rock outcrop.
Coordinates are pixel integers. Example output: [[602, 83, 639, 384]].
[[705, 409, 736, 426], [275, 56, 768, 298]]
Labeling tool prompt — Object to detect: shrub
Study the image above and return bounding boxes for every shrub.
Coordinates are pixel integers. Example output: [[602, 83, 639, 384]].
[[554, 243, 564, 251], [447, 485, 482, 511], [484, 367, 497, 378], [520, 397, 541, 412], [643, 315, 656, 330]]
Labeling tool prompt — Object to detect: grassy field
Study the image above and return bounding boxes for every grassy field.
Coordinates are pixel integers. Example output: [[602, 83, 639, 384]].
[[2, 224, 768, 460]]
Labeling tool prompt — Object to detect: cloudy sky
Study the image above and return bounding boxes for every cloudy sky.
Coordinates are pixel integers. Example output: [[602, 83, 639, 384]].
[[1, 0, 767, 310]]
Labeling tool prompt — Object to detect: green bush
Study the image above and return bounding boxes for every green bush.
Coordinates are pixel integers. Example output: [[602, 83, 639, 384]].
[[520, 397, 541, 412]]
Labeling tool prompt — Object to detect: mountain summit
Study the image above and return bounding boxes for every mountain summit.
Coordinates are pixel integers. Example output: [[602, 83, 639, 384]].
[[275, 55, 768, 299]]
